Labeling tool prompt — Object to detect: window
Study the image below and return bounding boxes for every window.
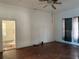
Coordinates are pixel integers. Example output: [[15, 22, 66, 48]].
[[63, 17, 79, 43]]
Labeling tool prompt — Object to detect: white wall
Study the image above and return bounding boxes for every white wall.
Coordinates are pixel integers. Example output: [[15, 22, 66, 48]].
[[31, 10, 54, 44], [0, 3, 32, 51], [54, 8, 79, 45], [0, 3, 54, 52]]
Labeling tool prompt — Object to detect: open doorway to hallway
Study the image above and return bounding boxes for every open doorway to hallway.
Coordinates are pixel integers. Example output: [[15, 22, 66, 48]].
[[2, 20, 16, 51]]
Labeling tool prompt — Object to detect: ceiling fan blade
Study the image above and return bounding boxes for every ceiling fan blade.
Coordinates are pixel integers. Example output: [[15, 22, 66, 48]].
[[52, 5, 56, 9], [43, 5, 48, 8]]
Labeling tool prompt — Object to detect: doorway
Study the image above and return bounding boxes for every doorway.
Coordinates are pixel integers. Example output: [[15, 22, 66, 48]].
[[2, 20, 16, 51]]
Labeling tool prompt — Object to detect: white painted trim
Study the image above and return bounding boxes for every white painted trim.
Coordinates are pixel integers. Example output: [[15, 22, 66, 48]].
[[56, 40, 79, 46]]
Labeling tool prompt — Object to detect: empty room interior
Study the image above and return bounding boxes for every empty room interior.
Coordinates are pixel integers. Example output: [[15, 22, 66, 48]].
[[0, 0, 79, 59]]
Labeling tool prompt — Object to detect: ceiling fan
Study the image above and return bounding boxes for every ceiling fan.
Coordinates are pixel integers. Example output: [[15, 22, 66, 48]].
[[39, 0, 62, 9]]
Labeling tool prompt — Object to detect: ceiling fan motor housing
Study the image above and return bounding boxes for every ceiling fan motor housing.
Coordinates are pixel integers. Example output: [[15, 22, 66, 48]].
[[47, 0, 53, 3]]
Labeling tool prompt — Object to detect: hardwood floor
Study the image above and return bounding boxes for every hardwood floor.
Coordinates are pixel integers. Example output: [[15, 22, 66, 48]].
[[1, 42, 79, 59], [0, 52, 2, 59]]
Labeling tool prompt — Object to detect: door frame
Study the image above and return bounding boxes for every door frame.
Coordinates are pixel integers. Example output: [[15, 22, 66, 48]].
[[1, 17, 16, 51]]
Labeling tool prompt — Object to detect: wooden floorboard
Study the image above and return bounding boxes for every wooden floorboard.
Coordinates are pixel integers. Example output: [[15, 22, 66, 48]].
[[0, 52, 2, 59], [1, 42, 79, 59]]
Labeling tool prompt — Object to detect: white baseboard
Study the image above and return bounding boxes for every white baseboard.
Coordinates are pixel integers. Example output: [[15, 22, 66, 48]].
[[56, 40, 79, 46]]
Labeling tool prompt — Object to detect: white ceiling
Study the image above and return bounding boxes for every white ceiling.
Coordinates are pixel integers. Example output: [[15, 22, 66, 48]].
[[0, 0, 79, 12]]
